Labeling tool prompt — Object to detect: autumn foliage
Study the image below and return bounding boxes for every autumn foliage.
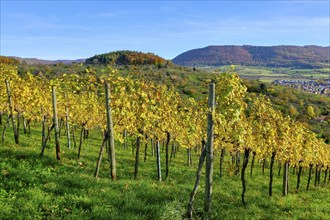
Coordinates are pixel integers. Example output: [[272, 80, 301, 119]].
[[85, 50, 168, 66]]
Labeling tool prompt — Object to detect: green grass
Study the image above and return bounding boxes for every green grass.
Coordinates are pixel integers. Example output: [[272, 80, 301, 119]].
[[197, 65, 330, 82], [1, 124, 330, 219]]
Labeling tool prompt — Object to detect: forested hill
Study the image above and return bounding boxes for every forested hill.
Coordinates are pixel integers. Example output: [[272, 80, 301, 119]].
[[172, 45, 330, 68], [85, 51, 169, 66]]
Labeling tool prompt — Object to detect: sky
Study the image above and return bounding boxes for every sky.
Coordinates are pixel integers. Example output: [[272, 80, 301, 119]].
[[1, 0, 329, 60]]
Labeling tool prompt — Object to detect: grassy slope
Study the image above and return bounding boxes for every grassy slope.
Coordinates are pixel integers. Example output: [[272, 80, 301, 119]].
[[1, 123, 329, 220]]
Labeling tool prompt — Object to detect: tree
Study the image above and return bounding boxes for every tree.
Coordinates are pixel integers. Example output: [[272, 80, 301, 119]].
[[306, 105, 316, 119]]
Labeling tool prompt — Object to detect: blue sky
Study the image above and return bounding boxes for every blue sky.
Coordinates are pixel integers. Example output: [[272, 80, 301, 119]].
[[1, 1, 329, 60]]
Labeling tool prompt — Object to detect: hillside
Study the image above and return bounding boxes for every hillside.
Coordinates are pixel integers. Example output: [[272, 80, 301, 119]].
[[1, 63, 329, 219], [172, 45, 330, 68], [5, 56, 85, 65], [85, 50, 169, 66]]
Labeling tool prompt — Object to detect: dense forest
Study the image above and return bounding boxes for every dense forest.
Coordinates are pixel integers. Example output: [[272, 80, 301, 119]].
[[85, 51, 169, 66]]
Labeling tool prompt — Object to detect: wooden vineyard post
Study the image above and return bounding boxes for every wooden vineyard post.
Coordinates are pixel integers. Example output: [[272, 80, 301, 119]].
[[123, 129, 127, 149], [307, 164, 313, 190], [296, 163, 303, 192], [77, 125, 85, 159], [204, 83, 215, 214], [5, 79, 19, 145], [105, 83, 116, 180], [165, 131, 170, 178], [134, 136, 141, 179], [144, 135, 148, 162], [269, 152, 276, 197], [156, 140, 162, 181], [40, 108, 46, 156], [65, 106, 71, 149], [52, 86, 61, 160], [220, 148, 225, 178], [283, 161, 289, 196], [187, 148, 192, 166]]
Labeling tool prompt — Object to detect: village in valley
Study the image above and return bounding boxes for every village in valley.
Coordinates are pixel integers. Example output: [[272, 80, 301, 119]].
[[274, 79, 330, 96]]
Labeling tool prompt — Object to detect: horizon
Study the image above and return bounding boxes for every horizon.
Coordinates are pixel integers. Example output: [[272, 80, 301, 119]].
[[6, 44, 330, 61], [1, 1, 329, 60]]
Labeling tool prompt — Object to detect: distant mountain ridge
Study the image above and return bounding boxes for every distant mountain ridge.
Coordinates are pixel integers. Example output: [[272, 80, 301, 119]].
[[8, 56, 85, 65], [172, 45, 330, 68], [4, 45, 330, 68]]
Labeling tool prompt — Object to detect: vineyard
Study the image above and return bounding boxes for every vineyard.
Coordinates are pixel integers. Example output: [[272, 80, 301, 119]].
[[0, 63, 329, 219]]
